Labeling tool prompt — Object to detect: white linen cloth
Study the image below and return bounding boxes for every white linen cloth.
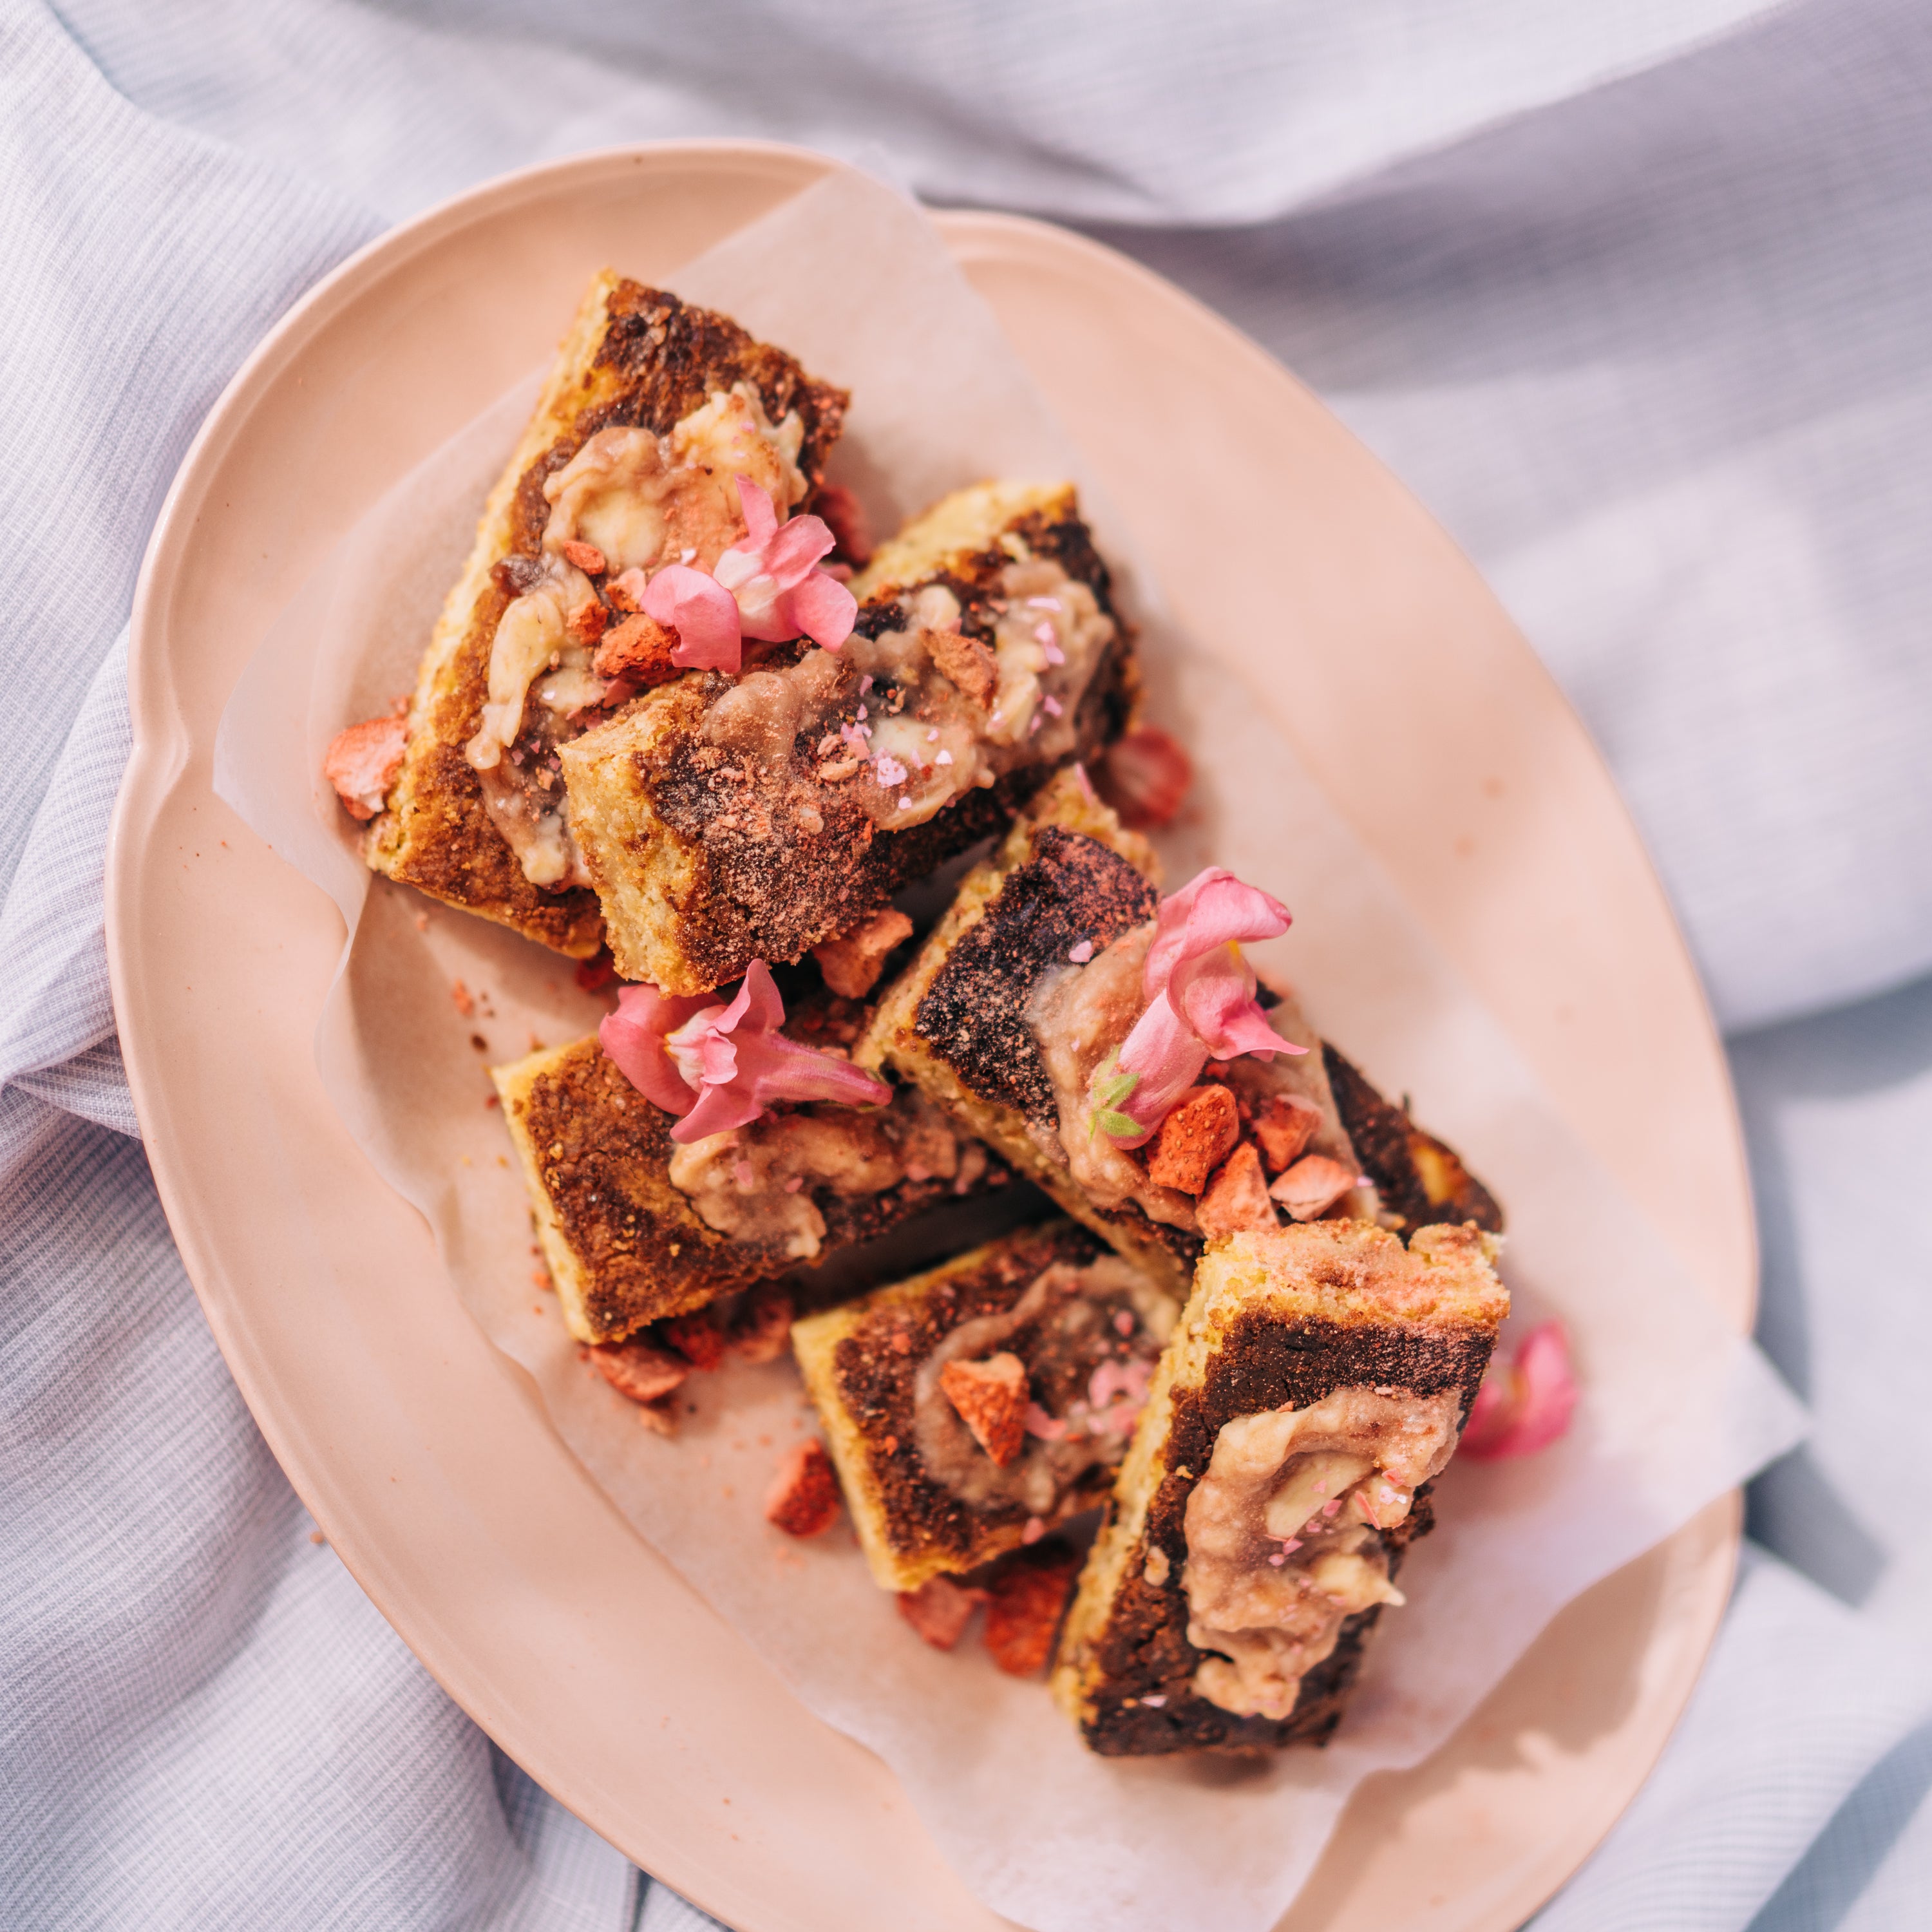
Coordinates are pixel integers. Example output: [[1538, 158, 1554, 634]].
[[5, 1, 1931, 1927]]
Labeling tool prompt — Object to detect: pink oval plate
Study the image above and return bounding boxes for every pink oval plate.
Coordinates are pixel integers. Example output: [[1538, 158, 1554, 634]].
[[109, 141, 1751, 1932]]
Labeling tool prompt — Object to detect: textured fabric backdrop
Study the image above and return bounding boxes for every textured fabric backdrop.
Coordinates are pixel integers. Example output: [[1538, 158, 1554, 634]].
[[5, 1, 1930, 1926]]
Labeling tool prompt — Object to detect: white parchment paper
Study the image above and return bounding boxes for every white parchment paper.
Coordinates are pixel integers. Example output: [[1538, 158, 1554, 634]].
[[214, 167, 1805, 1932]]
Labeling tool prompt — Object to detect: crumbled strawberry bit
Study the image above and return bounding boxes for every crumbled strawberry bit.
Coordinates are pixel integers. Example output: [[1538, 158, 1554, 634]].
[[1146, 1083, 1241, 1194], [983, 1547, 1080, 1676], [593, 612, 679, 687], [764, 1440, 842, 1537], [1113, 1309, 1135, 1338], [662, 1311, 726, 1371], [323, 714, 408, 821], [1251, 1092, 1322, 1172], [1021, 1516, 1046, 1545], [813, 907, 914, 999], [560, 538, 607, 574], [730, 1285, 794, 1365], [1097, 724, 1193, 829], [1197, 1143, 1280, 1240], [1269, 1153, 1357, 1221], [605, 569, 645, 615], [940, 1353, 1030, 1467], [451, 979, 475, 1018], [926, 627, 997, 706], [897, 1575, 985, 1649], [1461, 1321, 1578, 1460], [587, 1338, 690, 1406]]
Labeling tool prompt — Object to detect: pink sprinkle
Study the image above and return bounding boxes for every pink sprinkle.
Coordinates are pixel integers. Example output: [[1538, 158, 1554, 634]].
[[856, 703, 867, 721], [1021, 1516, 1045, 1545], [1043, 694, 1063, 717], [1025, 1403, 1065, 1442], [1042, 639, 1065, 667], [1028, 712, 1042, 736], [898, 795, 913, 809], [1268, 1553, 1286, 1567], [733, 1160, 755, 1187], [1281, 1538, 1302, 1553], [860, 675, 873, 694], [934, 748, 953, 766], [1141, 1694, 1166, 1708], [1069, 939, 1094, 963], [1322, 1498, 1341, 1517], [1312, 1479, 1328, 1495], [1113, 1310, 1135, 1336], [782, 1175, 804, 1193], [926, 727, 940, 741], [1025, 595, 1063, 612], [875, 754, 908, 788], [1033, 621, 1055, 647]]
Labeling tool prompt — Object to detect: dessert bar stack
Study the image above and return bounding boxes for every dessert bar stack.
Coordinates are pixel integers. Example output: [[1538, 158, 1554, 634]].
[[327, 270, 1513, 1756]]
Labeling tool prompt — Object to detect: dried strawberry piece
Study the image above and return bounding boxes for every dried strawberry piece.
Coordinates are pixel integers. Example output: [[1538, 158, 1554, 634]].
[[1251, 1092, 1321, 1173], [661, 1311, 726, 1371], [1095, 725, 1192, 829], [764, 1440, 842, 1537], [574, 949, 616, 993], [587, 1339, 690, 1406], [730, 1284, 794, 1366], [1269, 1153, 1357, 1222], [983, 1544, 1081, 1676], [323, 715, 408, 821], [1197, 1142, 1280, 1240], [1145, 1084, 1240, 1194], [938, 1354, 1028, 1467], [560, 538, 607, 575], [593, 612, 679, 686], [812, 907, 914, 999], [896, 1575, 987, 1650]]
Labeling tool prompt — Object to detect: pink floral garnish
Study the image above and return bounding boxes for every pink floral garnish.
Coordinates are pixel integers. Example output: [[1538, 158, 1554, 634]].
[[599, 960, 889, 1143], [1092, 869, 1302, 1148], [639, 478, 857, 675], [641, 565, 741, 672], [714, 477, 856, 648], [1461, 1321, 1578, 1460]]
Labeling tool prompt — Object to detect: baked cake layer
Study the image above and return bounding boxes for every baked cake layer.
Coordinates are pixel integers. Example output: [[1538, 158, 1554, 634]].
[[492, 1020, 1001, 1345], [792, 1220, 1184, 1593], [1051, 1219, 1507, 1755], [558, 483, 1141, 994], [366, 272, 848, 956], [860, 775, 1498, 1299]]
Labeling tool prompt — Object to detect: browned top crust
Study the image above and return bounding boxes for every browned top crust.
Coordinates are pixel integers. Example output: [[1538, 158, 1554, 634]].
[[368, 279, 848, 954], [608, 507, 1141, 991], [826, 1222, 1110, 1569], [914, 825, 1160, 1128], [1322, 1043, 1504, 1236]]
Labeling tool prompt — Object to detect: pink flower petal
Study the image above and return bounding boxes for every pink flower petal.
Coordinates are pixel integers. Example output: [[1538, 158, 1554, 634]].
[[643, 565, 743, 672], [783, 569, 858, 651], [600, 985, 714, 1115], [1143, 868, 1291, 1003], [1461, 1321, 1578, 1460], [761, 511, 837, 588], [1171, 945, 1301, 1061], [734, 474, 779, 549]]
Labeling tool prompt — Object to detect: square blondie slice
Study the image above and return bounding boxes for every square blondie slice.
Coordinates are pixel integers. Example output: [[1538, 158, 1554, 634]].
[[557, 481, 1141, 994], [791, 1221, 1184, 1593], [859, 773, 1497, 1302], [361, 271, 848, 955], [1050, 1219, 1508, 1756], [492, 1016, 1002, 1345]]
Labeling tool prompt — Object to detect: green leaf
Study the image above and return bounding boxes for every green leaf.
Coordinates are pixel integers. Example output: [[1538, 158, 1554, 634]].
[[1094, 1108, 1142, 1140]]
